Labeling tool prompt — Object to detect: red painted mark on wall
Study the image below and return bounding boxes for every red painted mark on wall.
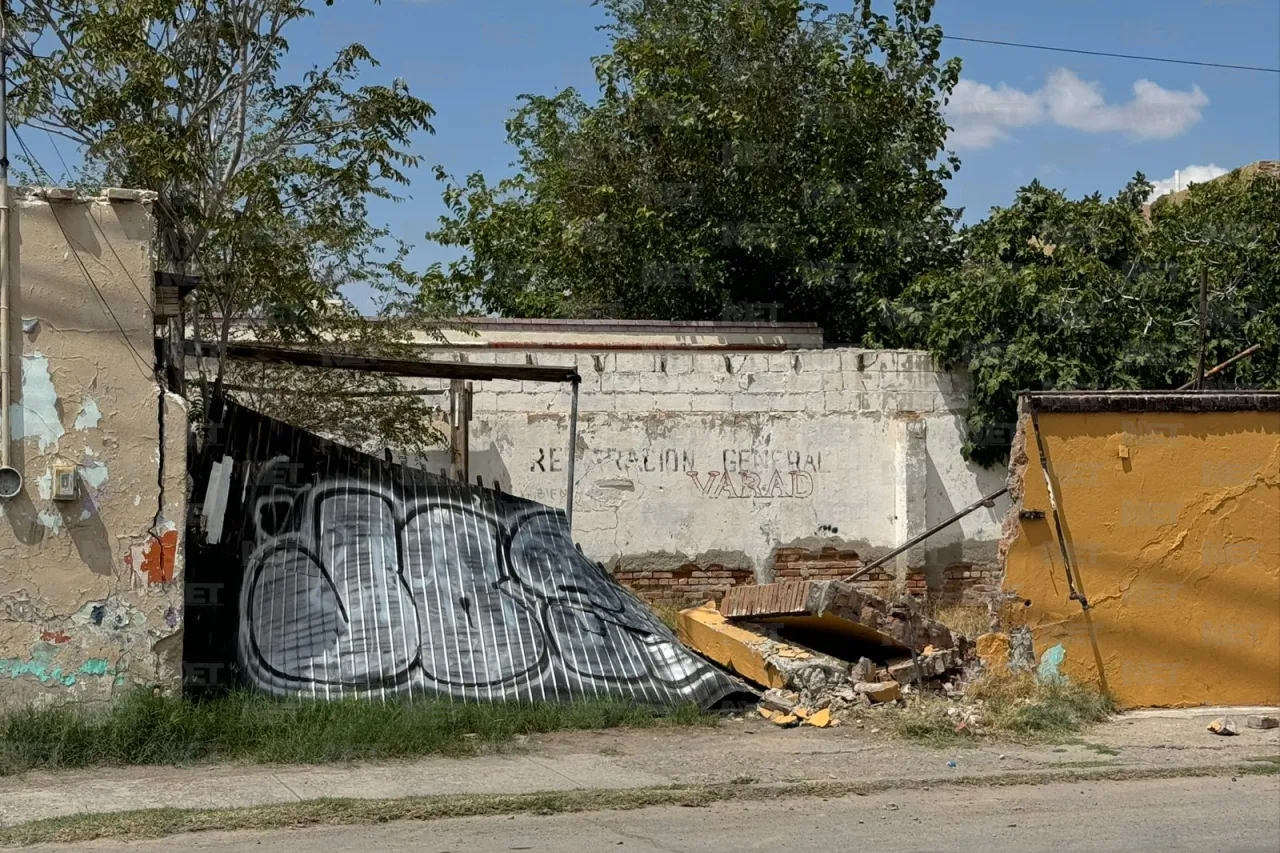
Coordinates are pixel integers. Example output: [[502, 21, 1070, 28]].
[[40, 630, 71, 644], [141, 530, 179, 584]]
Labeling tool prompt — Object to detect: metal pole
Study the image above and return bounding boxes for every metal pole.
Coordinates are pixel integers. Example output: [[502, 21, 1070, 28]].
[[1177, 343, 1260, 391], [0, 0, 18, 498], [1029, 404, 1086, 608], [565, 377, 579, 527], [1195, 268, 1208, 390], [844, 485, 1008, 582]]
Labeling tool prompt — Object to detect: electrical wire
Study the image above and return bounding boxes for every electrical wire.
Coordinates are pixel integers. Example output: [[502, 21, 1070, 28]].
[[9, 126, 155, 377], [942, 35, 1280, 74]]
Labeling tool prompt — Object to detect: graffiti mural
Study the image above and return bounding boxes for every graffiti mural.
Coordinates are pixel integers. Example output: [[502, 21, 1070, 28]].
[[185, 397, 744, 708]]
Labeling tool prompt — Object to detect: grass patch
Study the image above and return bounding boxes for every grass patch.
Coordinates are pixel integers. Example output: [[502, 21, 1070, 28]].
[[0, 689, 715, 777], [3, 762, 1275, 847], [885, 673, 1114, 745], [649, 603, 686, 631], [926, 603, 993, 639]]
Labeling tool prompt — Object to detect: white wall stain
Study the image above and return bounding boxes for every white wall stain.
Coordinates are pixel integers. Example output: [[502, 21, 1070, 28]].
[[74, 398, 102, 430], [12, 353, 65, 453], [81, 461, 109, 490], [133, 495, 141, 506], [36, 510, 63, 535], [35, 469, 53, 500]]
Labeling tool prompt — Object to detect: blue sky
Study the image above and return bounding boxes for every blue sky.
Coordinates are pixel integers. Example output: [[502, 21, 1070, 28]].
[[21, 0, 1280, 310]]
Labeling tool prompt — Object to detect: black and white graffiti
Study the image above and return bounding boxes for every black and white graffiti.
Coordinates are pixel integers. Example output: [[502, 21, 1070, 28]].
[[188, 398, 742, 708]]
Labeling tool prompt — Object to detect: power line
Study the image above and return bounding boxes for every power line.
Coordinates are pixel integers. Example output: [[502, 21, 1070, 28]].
[[9, 126, 155, 377], [943, 35, 1280, 74]]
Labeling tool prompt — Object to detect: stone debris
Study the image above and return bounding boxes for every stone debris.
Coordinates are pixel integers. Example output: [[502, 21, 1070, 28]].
[[1246, 715, 1279, 730], [806, 708, 833, 728], [758, 688, 800, 715], [887, 648, 962, 683], [677, 583, 974, 728], [854, 681, 902, 703], [1207, 717, 1239, 736]]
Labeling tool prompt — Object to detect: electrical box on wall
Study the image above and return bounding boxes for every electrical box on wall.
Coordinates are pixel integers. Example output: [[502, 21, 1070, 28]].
[[52, 466, 77, 501]]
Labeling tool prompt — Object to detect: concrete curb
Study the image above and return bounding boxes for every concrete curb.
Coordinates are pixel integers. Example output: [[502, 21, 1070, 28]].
[[2, 760, 1277, 848]]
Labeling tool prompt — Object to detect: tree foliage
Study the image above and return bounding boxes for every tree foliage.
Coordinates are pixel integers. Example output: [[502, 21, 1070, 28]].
[[7, 0, 447, 454], [427, 0, 961, 344], [899, 169, 1280, 466]]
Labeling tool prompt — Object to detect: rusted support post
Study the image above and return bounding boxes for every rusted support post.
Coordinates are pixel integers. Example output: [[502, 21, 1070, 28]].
[[565, 377, 580, 526], [448, 379, 471, 482]]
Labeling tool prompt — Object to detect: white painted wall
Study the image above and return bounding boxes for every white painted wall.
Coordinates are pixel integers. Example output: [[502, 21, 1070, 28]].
[[398, 348, 1009, 581]]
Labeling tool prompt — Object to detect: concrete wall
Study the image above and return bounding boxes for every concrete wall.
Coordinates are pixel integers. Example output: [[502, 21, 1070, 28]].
[[1001, 396, 1280, 709], [0, 189, 187, 708], [399, 348, 1010, 605]]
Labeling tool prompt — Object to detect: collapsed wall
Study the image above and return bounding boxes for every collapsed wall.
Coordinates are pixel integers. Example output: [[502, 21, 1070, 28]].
[[184, 397, 746, 709]]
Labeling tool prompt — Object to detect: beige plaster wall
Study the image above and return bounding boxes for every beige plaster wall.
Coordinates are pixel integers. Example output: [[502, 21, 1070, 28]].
[[0, 189, 187, 708]]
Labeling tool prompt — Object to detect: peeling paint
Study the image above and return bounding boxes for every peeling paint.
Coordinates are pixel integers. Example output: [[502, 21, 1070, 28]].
[[1036, 644, 1066, 682], [21, 317, 38, 334], [11, 353, 65, 452], [133, 527, 179, 585], [74, 397, 102, 430], [81, 461, 109, 490], [35, 469, 52, 500], [36, 510, 63, 535]]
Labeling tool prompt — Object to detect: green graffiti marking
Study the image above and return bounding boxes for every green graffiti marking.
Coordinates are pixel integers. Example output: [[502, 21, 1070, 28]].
[[0, 655, 115, 687], [1037, 643, 1067, 683]]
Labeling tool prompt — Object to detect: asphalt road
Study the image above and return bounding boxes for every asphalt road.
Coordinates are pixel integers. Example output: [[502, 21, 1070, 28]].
[[48, 775, 1280, 852]]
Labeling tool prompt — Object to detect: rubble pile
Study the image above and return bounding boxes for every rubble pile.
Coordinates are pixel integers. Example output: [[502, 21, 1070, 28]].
[[678, 579, 982, 726]]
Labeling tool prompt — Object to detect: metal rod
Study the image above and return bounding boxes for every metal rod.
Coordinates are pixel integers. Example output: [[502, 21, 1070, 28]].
[[1029, 404, 1087, 608], [844, 484, 1008, 582], [1177, 343, 1260, 391], [565, 377, 580, 527], [0, 0, 11, 471], [1195, 268, 1209, 390]]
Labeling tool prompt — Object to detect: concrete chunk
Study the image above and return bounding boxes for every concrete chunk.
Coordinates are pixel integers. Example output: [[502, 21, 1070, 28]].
[[854, 681, 901, 703], [677, 602, 850, 700], [719, 579, 954, 653], [1246, 715, 1279, 730]]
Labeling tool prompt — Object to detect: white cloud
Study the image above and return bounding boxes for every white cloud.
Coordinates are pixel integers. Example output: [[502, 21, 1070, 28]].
[[1147, 163, 1229, 201], [947, 80, 1044, 148], [1042, 70, 1208, 140], [946, 68, 1209, 150]]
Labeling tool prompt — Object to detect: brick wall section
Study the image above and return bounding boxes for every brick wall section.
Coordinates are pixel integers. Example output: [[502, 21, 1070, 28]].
[[612, 564, 755, 608], [941, 564, 1004, 605], [614, 546, 1005, 609], [616, 559, 1003, 609], [773, 546, 861, 581]]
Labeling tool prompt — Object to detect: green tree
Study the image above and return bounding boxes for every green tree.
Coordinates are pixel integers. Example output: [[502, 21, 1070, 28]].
[[427, 0, 961, 344], [7, 0, 447, 454], [900, 169, 1280, 466]]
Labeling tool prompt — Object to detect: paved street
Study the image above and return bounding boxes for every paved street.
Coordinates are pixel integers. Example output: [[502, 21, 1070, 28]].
[[45, 775, 1280, 852]]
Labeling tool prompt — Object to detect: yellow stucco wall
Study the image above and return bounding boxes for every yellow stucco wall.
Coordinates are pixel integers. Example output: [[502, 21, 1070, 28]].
[[1003, 406, 1280, 709]]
